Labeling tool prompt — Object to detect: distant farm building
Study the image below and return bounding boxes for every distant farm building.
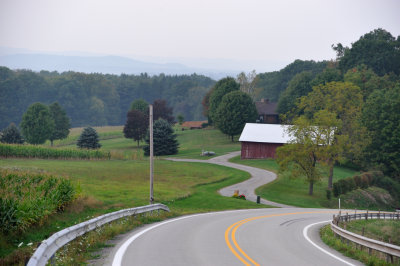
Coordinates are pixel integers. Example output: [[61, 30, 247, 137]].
[[239, 123, 293, 159], [255, 98, 280, 124], [181, 121, 207, 130]]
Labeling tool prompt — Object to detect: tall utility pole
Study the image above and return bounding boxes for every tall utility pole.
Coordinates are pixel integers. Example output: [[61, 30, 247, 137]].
[[149, 104, 154, 204]]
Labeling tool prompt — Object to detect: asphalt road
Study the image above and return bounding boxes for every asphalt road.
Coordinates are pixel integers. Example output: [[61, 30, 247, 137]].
[[167, 151, 292, 207], [110, 208, 362, 266], [107, 152, 361, 265]]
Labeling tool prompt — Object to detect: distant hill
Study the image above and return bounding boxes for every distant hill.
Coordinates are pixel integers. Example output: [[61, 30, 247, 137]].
[[0, 53, 235, 79]]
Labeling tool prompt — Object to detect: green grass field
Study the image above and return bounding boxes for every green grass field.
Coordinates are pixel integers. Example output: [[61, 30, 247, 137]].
[[0, 128, 261, 262], [171, 128, 240, 159], [229, 156, 359, 208]]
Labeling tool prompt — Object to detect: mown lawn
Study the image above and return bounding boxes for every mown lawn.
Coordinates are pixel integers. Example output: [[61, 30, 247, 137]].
[[229, 156, 359, 208], [172, 128, 240, 159]]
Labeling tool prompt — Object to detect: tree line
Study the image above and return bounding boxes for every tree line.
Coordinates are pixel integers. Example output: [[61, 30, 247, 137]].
[[202, 28, 400, 194], [274, 28, 400, 194], [0, 70, 215, 129]]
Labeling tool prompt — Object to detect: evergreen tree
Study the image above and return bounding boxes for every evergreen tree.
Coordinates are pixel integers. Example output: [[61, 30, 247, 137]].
[[143, 119, 178, 156], [20, 103, 55, 144], [49, 102, 71, 146], [0, 123, 24, 144], [77, 127, 101, 149]]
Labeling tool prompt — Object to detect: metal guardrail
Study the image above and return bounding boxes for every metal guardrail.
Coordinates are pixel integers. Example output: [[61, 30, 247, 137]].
[[27, 203, 170, 266], [331, 211, 400, 262]]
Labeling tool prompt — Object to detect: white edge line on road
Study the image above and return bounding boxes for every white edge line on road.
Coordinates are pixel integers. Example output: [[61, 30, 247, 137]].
[[303, 220, 356, 266], [111, 209, 261, 266]]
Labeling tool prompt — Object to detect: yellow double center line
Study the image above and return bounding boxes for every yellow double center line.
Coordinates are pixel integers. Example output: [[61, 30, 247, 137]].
[[224, 211, 333, 266]]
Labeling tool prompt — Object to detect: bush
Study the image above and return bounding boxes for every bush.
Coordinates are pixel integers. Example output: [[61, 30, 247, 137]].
[[332, 170, 400, 200], [333, 182, 341, 197], [353, 175, 362, 187], [326, 189, 332, 200], [345, 177, 357, 192], [0, 170, 77, 233]]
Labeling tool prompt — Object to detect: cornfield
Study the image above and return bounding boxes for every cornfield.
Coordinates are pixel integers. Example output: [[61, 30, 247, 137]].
[[0, 143, 110, 160], [0, 169, 77, 233]]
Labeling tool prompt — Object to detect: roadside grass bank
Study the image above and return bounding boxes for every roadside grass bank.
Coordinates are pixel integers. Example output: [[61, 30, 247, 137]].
[[320, 225, 398, 266], [340, 187, 399, 211], [229, 156, 359, 208], [0, 158, 267, 264], [343, 219, 400, 246]]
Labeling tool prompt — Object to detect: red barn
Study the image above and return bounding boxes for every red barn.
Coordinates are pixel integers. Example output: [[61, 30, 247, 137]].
[[239, 123, 293, 159]]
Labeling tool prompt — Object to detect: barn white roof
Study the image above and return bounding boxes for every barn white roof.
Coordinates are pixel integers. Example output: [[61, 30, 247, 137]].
[[239, 123, 294, 144]]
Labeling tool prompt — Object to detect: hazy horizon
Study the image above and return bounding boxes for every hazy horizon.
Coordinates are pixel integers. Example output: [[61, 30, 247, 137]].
[[1, 0, 400, 74]]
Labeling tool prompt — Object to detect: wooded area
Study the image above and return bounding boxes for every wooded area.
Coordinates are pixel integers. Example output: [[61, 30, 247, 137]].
[[0, 70, 215, 129]]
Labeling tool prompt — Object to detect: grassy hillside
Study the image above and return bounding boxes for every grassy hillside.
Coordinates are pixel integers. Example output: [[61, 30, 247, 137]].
[[229, 156, 359, 208]]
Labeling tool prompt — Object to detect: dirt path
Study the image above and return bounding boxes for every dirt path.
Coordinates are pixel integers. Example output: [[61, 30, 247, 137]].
[[166, 151, 293, 208]]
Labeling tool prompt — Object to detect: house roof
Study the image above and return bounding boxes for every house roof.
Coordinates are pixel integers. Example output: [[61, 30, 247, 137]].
[[239, 123, 294, 144], [255, 101, 278, 115], [181, 121, 207, 128]]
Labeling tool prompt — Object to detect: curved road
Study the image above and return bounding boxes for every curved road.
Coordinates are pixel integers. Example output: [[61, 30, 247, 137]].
[[110, 208, 361, 266], [167, 151, 292, 208], [107, 152, 360, 265]]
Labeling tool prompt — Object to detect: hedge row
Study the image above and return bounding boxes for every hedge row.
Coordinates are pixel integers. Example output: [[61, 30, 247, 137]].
[[333, 171, 400, 200], [0, 169, 77, 233], [0, 143, 110, 160]]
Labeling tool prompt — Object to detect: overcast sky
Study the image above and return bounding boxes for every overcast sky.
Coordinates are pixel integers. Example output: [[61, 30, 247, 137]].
[[0, 0, 399, 72]]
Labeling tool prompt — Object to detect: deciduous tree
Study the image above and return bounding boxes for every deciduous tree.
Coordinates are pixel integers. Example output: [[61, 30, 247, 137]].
[[49, 102, 70, 146], [153, 99, 175, 124], [276, 112, 337, 195], [130, 99, 149, 114], [337, 28, 400, 76], [277, 71, 313, 117], [296, 81, 365, 188], [237, 70, 258, 101], [123, 109, 148, 146], [0, 123, 24, 144], [214, 91, 257, 141], [208, 77, 239, 123], [20, 103, 55, 144], [362, 85, 400, 179]]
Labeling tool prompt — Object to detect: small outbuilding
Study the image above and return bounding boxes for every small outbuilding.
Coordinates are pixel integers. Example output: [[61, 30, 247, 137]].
[[239, 123, 293, 159], [255, 98, 280, 124], [181, 121, 207, 130]]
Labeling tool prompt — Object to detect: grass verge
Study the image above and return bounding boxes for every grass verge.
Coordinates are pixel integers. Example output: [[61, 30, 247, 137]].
[[229, 156, 359, 208], [344, 219, 400, 246], [320, 225, 399, 265], [0, 158, 268, 263]]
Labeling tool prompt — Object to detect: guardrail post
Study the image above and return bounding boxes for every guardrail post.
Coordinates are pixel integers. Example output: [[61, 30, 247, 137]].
[[387, 254, 393, 263]]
